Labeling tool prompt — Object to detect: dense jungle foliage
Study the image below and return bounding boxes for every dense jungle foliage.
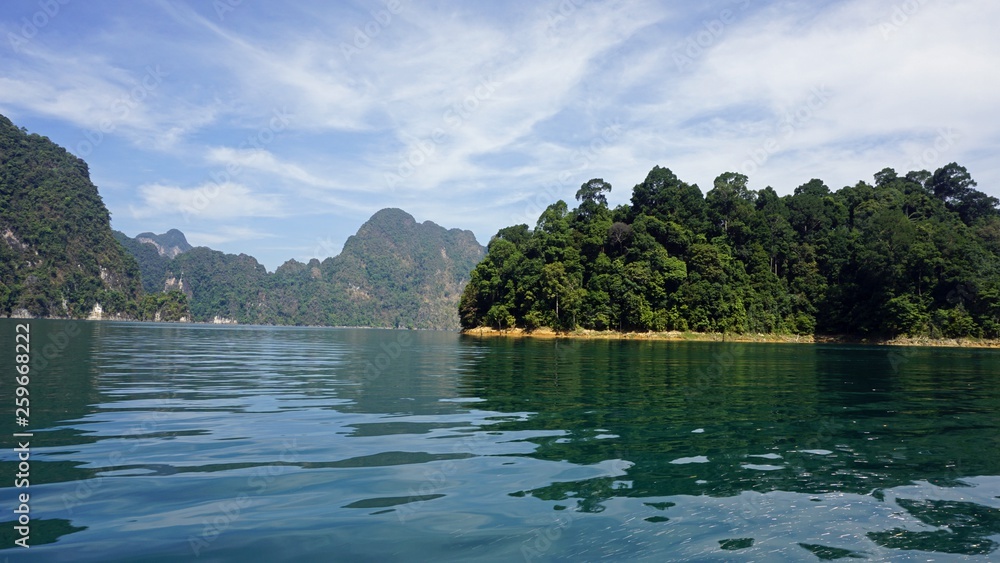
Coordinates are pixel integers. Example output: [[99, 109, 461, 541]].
[[460, 165, 1000, 338], [0, 114, 150, 318]]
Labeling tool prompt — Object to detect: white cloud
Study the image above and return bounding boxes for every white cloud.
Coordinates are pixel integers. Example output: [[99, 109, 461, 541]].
[[590, 0, 1000, 194], [158, 1, 379, 132], [4, 0, 1000, 270], [0, 45, 218, 152], [183, 226, 276, 248], [206, 147, 331, 189], [129, 182, 287, 220]]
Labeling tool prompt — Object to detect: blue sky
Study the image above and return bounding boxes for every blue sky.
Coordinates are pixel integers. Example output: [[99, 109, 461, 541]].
[[3, 0, 998, 270]]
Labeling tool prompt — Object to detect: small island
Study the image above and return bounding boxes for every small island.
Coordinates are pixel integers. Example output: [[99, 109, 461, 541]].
[[459, 167, 1000, 345]]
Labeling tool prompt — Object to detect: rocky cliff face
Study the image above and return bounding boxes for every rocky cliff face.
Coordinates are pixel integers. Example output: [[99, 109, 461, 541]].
[[163, 276, 193, 300], [135, 229, 192, 258]]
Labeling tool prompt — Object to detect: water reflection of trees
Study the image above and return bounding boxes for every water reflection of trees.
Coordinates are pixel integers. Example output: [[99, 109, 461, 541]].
[[456, 337, 1000, 504]]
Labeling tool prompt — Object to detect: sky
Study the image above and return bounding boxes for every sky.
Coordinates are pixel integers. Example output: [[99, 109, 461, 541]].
[[2, 0, 999, 271]]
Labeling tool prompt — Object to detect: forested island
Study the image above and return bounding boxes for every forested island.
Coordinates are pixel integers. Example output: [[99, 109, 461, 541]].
[[459, 165, 1000, 341]]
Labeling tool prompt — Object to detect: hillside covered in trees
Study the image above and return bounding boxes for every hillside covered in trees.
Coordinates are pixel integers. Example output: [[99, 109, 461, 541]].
[[119, 209, 484, 329], [460, 165, 1000, 339], [113, 229, 191, 294], [0, 114, 148, 318]]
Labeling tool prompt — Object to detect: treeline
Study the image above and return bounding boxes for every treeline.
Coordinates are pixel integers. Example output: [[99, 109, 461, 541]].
[[459, 164, 1000, 338]]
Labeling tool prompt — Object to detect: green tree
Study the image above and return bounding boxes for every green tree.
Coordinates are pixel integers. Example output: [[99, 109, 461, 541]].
[[706, 172, 756, 243], [460, 162, 1000, 340]]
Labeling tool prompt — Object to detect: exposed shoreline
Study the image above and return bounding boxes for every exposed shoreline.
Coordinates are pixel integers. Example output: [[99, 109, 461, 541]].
[[7, 317, 1000, 347], [461, 326, 1000, 349]]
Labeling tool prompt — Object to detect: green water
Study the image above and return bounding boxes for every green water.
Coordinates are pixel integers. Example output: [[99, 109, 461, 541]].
[[1, 320, 999, 561]]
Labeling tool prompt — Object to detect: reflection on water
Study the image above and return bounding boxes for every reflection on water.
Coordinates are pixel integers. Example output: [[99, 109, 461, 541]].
[[1, 320, 999, 561]]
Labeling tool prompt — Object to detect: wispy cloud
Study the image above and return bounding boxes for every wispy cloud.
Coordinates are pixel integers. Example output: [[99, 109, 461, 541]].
[[158, 1, 381, 132], [183, 226, 277, 248], [0, 41, 218, 153], [206, 147, 333, 189], [129, 182, 287, 220], [2, 0, 998, 270], [615, 0, 1000, 191]]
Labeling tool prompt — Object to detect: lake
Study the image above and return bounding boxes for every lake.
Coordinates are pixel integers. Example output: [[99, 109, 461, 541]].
[[2, 320, 1000, 561]]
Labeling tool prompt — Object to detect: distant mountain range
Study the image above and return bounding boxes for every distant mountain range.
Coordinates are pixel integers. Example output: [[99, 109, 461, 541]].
[[114, 209, 484, 328], [1, 113, 483, 328]]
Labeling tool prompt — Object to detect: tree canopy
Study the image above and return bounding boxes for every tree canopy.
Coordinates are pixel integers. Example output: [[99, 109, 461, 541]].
[[460, 164, 1000, 338]]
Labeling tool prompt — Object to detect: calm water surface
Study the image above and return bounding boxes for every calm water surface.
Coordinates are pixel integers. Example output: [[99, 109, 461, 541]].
[[2, 320, 999, 561]]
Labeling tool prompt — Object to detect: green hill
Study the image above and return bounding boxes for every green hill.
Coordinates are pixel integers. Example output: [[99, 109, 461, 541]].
[[113, 229, 194, 294], [460, 167, 1000, 339], [121, 209, 484, 328], [322, 208, 485, 328], [0, 114, 143, 318]]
